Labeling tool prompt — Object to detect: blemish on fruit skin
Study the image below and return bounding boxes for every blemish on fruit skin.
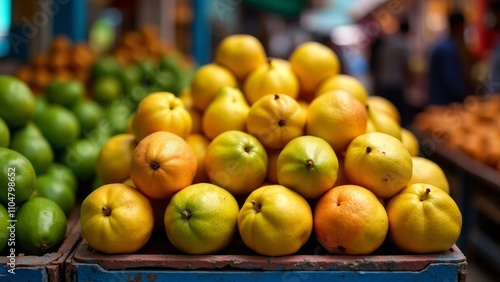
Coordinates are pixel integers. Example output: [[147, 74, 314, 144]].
[[366, 147, 372, 153]]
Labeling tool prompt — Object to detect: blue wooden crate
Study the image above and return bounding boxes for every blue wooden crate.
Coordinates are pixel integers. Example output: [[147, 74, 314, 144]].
[[66, 236, 466, 282], [0, 207, 81, 282]]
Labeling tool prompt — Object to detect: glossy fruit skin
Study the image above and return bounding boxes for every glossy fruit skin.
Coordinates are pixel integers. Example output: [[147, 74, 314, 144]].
[[35, 174, 76, 215], [130, 131, 197, 199], [316, 74, 368, 105], [313, 185, 388, 255], [9, 133, 54, 175], [238, 185, 313, 256], [45, 162, 78, 193], [164, 183, 239, 254], [0, 117, 10, 148], [386, 183, 462, 254], [80, 183, 154, 254], [95, 134, 137, 184], [0, 75, 36, 129], [0, 147, 36, 206], [35, 105, 81, 151], [16, 197, 67, 255], [408, 157, 450, 194], [132, 92, 192, 141], [59, 138, 100, 183]]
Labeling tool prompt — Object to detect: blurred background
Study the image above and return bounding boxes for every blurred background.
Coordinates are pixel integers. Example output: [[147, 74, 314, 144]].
[[0, 1, 499, 280]]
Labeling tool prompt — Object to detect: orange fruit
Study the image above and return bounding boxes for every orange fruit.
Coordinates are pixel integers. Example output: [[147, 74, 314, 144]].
[[238, 184, 313, 256], [80, 183, 154, 254], [95, 134, 137, 184], [190, 63, 237, 112], [344, 132, 412, 199], [289, 42, 340, 101], [214, 34, 267, 80], [132, 92, 192, 141], [265, 149, 281, 184], [186, 133, 210, 183], [130, 131, 197, 199], [243, 58, 299, 105], [316, 74, 368, 105], [306, 90, 367, 153], [277, 136, 339, 199], [246, 94, 306, 149], [314, 185, 388, 254], [205, 130, 267, 195], [408, 157, 450, 194], [386, 183, 462, 253], [164, 183, 239, 254]]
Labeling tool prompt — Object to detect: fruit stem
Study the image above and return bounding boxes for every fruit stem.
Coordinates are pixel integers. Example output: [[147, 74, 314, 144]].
[[150, 161, 160, 170], [278, 119, 286, 127], [181, 209, 191, 219], [251, 200, 261, 213], [102, 206, 112, 216], [305, 159, 314, 169], [41, 243, 50, 252], [267, 57, 272, 66], [274, 94, 280, 100], [420, 188, 431, 201], [366, 147, 372, 153]]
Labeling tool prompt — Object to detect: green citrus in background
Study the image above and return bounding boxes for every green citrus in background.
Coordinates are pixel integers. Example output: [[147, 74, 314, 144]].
[[45, 162, 78, 193], [34, 174, 76, 215], [0, 75, 36, 129], [102, 102, 133, 136], [0, 147, 36, 206], [35, 105, 81, 151], [0, 117, 10, 147], [10, 122, 43, 138], [90, 55, 122, 78], [92, 74, 123, 105], [9, 133, 54, 175], [16, 197, 67, 255], [45, 79, 85, 108], [34, 96, 48, 118], [59, 138, 100, 183], [0, 204, 9, 253], [71, 99, 104, 135]]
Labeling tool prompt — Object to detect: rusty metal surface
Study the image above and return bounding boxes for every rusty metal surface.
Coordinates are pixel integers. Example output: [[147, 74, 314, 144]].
[[72, 234, 466, 272]]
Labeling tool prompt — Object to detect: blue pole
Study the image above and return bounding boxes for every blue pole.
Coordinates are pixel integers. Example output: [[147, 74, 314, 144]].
[[191, 0, 211, 66], [53, 0, 87, 41]]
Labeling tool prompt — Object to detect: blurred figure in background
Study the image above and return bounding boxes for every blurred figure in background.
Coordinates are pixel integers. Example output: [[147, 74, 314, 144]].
[[486, 1, 500, 94], [427, 11, 474, 105], [370, 20, 412, 126]]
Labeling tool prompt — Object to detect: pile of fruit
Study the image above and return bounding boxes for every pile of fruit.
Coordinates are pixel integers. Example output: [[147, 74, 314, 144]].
[[15, 36, 97, 94], [413, 94, 500, 171], [79, 34, 463, 257]]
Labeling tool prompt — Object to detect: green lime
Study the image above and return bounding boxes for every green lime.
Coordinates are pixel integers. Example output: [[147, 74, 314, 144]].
[[0, 75, 36, 129], [34, 174, 75, 215], [9, 134, 54, 175], [45, 79, 85, 108], [102, 102, 133, 135], [35, 105, 81, 151], [71, 99, 104, 135], [15, 197, 67, 255], [10, 121, 43, 138], [0, 204, 9, 253], [59, 138, 100, 183], [34, 96, 48, 118], [0, 147, 36, 206], [91, 74, 123, 105], [90, 56, 121, 79], [0, 117, 10, 147], [45, 163, 78, 193]]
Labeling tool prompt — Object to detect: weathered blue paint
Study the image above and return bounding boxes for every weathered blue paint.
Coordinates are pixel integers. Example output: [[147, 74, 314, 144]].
[[0, 266, 48, 282]]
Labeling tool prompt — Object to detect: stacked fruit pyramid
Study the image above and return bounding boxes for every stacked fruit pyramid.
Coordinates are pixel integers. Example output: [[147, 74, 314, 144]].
[[413, 94, 500, 171], [77, 34, 463, 257]]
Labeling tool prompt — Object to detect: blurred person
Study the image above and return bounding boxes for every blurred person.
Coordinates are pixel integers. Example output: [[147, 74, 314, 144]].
[[370, 20, 412, 126], [427, 11, 474, 105]]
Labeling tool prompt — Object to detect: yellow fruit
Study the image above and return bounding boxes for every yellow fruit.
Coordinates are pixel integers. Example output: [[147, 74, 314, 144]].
[[297, 100, 308, 112], [344, 132, 412, 199], [401, 128, 420, 156], [132, 92, 192, 141], [130, 131, 197, 199], [125, 113, 135, 135], [243, 58, 299, 105], [164, 183, 239, 254], [386, 183, 462, 253], [366, 107, 402, 140], [408, 157, 450, 194], [316, 74, 368, 105], [215, 34, 267, 80], [187, 107, 202, 134], [333, 156, 350, 187], [186, 133, 210, 183], [277, 136, 339, 199], [314, 185, 388, 254], [205, 130, 267, 195], [246, 94, 306, 149], [80, 183, 154, 254], [96, 134, 137, 184], [306, 90, 367, 154], [190, 63, 237, 111], [289, 42, 340, 101], [202, 86, 250, 139], [367, 95, 401, 124], [265, 149, 280, 184], [238, 185, 313, 256]]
